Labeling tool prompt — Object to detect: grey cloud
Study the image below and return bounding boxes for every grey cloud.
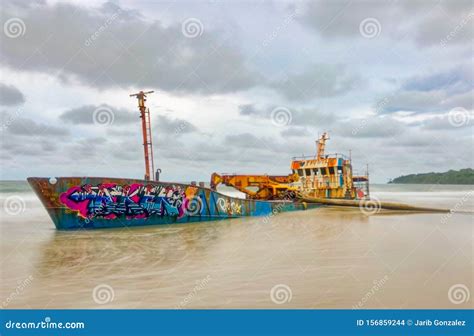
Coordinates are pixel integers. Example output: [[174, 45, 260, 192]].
[[0, 1, 258, 94], [0, 83, 25, 106], [4, 145, 47, 156], [419, 115, 473, 130], [1, 132, 61, 158], [224, 133, 275, 150], [377, 66, 474, 114], [299, 0, 473, 46], [401, 65, 473, 94], [59, 104, 137, 125], [299, 0, 389, 39], [270, 64, 359, 101], [107, 129, 137, 137], [442, 91, 474, 111], [385, 133, 437, 148], [40, 140, 58, 152], [155, 132, 285, 169], [219, 133, 313, 168], [238, 104, 259, 116], [157, 138, 231, 164], [379, 89, 473, 115], [156, 115, 198, 136], [334, 116, 405, 139], [1, 112, 69, 137], [238, 104, 337, 126], [109, 139, 141, 161], [238, 104, 263, 117], [64, 137, 108, 160], [280, 126, 311, 137], [413, 3, 473, 46], [378, 91, 445, 114]]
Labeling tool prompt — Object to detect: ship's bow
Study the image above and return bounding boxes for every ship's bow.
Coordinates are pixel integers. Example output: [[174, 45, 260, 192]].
[[27, 177, 64, 229]]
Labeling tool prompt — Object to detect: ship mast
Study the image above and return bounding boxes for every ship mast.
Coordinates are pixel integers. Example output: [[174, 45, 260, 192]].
[[316, 132, 330, 160], [130, 90, 155, 181]]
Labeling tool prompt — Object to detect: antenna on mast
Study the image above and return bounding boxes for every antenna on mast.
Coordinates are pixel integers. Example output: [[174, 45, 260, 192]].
[[316, 132, 330, 160], [130, 90, 155, 181]]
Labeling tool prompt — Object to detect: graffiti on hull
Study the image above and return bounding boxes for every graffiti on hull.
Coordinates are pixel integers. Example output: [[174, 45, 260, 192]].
[[59, 183, 201, 220], [217, 197, 242, 215]]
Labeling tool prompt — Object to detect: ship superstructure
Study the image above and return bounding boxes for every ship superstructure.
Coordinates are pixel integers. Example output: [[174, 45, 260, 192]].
[[290, 132, 368, 199], [212, 133, 369, 201]]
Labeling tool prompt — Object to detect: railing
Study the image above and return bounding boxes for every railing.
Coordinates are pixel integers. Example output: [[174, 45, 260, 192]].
[[291, 153, 349, 161]]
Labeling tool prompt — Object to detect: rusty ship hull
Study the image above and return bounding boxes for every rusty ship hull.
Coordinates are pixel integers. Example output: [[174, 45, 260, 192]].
[[28, 177, 318, 230]]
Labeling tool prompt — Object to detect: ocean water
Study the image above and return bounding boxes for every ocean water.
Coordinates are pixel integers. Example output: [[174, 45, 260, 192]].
[[0, 181, 472, 309]]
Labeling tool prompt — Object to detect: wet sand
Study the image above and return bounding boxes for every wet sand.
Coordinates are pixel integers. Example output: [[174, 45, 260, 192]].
[[1, 184, 472, 309]]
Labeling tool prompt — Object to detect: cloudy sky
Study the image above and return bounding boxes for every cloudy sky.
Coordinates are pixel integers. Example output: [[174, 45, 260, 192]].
[[0, 0, 472, 182]]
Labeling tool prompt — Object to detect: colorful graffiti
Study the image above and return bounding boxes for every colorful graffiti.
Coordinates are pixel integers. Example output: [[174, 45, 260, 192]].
[[59, 183, 200, 220], [217, 197, 242, 215]]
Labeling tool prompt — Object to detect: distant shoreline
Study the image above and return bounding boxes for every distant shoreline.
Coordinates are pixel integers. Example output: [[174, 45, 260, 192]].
[[389, 168, 474, 185]]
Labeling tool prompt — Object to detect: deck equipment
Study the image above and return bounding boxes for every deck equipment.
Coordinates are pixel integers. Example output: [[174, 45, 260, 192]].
[[210, 173, 299, 200]]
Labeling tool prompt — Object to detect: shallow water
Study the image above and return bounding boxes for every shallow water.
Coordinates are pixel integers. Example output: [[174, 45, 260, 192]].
[[0, 182, 472, 309]]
